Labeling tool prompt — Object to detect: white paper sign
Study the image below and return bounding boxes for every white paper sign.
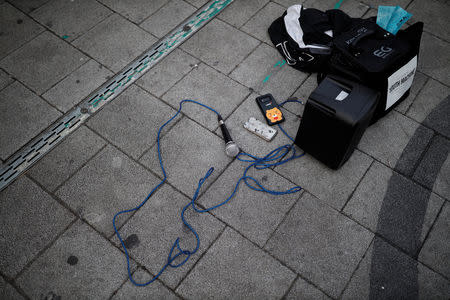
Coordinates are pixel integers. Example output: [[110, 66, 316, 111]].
[[386, 55, 417, 110]]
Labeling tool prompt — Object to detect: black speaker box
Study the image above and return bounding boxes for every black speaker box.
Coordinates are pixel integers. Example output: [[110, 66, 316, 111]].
[[295, 75, 379, 169]]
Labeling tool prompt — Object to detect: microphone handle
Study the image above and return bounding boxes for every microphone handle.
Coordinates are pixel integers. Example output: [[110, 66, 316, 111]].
[[219, 118, 232, 144]]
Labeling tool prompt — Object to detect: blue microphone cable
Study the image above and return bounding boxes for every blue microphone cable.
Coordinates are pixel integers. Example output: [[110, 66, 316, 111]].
[[113, 99, 305, 286]]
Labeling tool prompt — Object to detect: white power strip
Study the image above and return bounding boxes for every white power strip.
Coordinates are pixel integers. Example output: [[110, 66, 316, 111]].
[[244, 117, 277, 141]]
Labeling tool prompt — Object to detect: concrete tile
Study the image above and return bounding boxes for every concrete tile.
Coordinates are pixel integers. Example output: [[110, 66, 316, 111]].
[[7, 0, 50, 13], [418, 32, 450, 86], [413, 135, 450, 200], [304, 0, 369, 18], [265, 193, 373, 298], [395, 71, 428, 114], [0, 81, 61, 160], [358, 0, 410, 7], [0, 68, 14, 91], [42, 60, 113, 112], [113, 184, 225, 288], [0, 276, 24, 300], [198, 160, 301, 247], [214, 93, 301, 157], [219, 0, 270, 28], [27, 126, 106, 192], [421, 95, 450, 139], [16, 220, 134, 299], [72, 14, 156, 72], [98, 0, 168, 23], [275, 149, 373, 210], [136, 48, 199, 98], [184, 0, 208, 8], [407, 78, 450, 124], [419, 202, 450, 279], [342, 237, 450, 300], [162, 63, 249, 131], [87, 85, 178, 159], [241, 1, 285, 44], [0, 176, 74, 277], [0, 3, 44, 59], [230, 43, 308, 102], [111, 268, 179, 299], [0, 31, 87, 94], [359, 111, 421, 169], [394, 125, 434, 177], [176, 227, 296, 299], [286, 277, 331, 300], [55, 145, 162, 236], [408, 0, 450, 42], [140, 0, 196, 38], [288, 73, 317, 115], [273, 0, 307, 8], [344, 161, 444, 255], [140, 117, 232, 197], [181, 19, 260, 74], [31, 0, 112, 41]]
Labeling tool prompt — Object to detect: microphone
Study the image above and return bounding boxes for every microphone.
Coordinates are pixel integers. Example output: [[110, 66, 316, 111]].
[[218, 115, 240, 157]]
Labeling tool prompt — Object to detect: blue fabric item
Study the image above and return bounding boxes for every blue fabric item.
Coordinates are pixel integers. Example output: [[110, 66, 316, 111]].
[[377, 6, 412, 35]]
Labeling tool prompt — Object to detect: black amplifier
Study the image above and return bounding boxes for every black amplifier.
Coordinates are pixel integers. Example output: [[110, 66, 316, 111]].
[[294, 75, 379, 169]]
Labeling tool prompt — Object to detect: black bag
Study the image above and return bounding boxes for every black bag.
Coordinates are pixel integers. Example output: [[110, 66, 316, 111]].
[[319, 19, 424, 121]]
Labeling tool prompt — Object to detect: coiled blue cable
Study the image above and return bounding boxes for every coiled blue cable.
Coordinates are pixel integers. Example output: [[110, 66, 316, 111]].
[[113, 99, 305, 286]]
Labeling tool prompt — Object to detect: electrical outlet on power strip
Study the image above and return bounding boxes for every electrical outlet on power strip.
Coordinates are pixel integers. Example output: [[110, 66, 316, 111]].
[[244, 117, 278, 141]]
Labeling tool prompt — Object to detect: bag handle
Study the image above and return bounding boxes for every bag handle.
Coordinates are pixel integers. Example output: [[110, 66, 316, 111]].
[[349, 28, 377, 55]]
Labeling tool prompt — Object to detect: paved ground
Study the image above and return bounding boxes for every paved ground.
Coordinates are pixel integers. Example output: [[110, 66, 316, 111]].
[[1, 0, 449, 299]]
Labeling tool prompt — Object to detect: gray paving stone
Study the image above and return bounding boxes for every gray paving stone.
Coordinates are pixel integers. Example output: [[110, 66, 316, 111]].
[[140, 117, 232, 197], [275, 149, 373, 210], [113, 184, 225, 288], [7, 0, 50, 13], [285, 277, 331, 300], [408, 0, 450, 42], [273, 0, 307, 8], [198, 160, 301, 247], [0, 68, 13, 91], [413, 135, 450, 201], [140, 0, 196, 38], [304, 0, 369, 17], [395, 71, 428, 114], [422, 95, 450, 139], [176, 227, 296, 299], [407, 78, 450, 124], [0, 31, 87, 94], [0, 81, 61, 160], [344, 161, 444, 255], [16, 220, 134, 299], [359, 0, 410, 8], [87, 85, 178, 159], [111, 268, 179, 299], [55, 145, 161, 236], [289, 73, 317, 116], [219, 0, 270, 28], [0, 275, 24, 299], [27, 126, 106, 192], [230, 43, 308, 102], [98, 0, 168, 23], [31, 0, 112, 41], [136, 48, 199, 98], [0, 3, 44, 59], [241, 1, 285, 44], [394, 125, 434, 177], [264, 193, 374, 298], [184, 0, 208, 8], [181, 19, 260, 74], [0, 176, 74, 278], [418, 32, 450, 86], [342, 237, 450, 300], [358, 111, 421, 169], [72, 14, 156, 72], [162, 63, 249, 131], [214, 93, 301, 157], [42, 59, 113, 112], [419, 202, 450, 279]]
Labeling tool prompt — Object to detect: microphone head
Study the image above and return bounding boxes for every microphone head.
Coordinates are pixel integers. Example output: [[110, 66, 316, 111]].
[[225, 142, 240, 157]]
